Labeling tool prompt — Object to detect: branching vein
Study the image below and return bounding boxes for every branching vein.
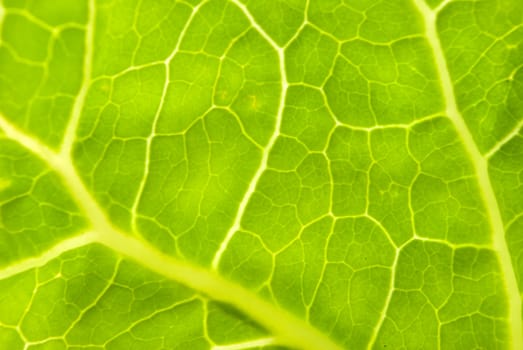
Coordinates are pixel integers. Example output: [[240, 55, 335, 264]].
[[412, 1, 522, 349], [211, 0, 288, 270], [0, 110, 344, 350], [60, 0, 96, 157], [130, 1, 205, 234]]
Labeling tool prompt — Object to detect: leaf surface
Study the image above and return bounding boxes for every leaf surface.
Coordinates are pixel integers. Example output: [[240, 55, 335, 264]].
[[0, 0, 522, 349]]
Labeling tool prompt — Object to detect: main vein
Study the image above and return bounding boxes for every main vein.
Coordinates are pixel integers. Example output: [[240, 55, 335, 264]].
[[0, 118, 343, 350], [412, 0, 522, 348]]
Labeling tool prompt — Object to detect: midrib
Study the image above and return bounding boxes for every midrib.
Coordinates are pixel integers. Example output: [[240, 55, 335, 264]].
[[412, 0, 522, 348]]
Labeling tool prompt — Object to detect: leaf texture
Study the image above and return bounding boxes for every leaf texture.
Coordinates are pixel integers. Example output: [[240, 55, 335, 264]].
[[0, 0, 522, 349]]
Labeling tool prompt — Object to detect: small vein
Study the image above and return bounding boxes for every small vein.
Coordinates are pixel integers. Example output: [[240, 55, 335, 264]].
[[0, 231, 97, 280], [211, 0, 288, 270], [434, 0, 453, 13], [0, 112, 61, 165], [485, 118, 523, 159], [59, 0, 96, 157], [130, 1, 205, 234], [212, 337, 276, 350], [0, 112, 120, 238], [0, 110, 344, 350], [97, 228, 344, 350], [0, 0, 4, 31], [102, 296, 199, 346]]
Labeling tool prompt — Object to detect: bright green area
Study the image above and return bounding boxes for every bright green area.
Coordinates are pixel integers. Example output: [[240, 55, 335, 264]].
[[0, 0, 522, 349]]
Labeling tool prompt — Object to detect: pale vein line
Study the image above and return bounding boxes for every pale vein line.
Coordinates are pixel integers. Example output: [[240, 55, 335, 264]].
[[412, 1, 523, 349], [0, 112, 343, 350], [8, 9, 57, 33], [97, 228, 344, 350], [63, 258, 121, 337], [211, 0, 288, 270], [0, 112, 118, 237], [0, 0, 5, 31], [366, 248, 399, 350], [0, 113, 61, 166], [305, 217, 334, 318], [0, 177, 10, 192], [0, 231, 97, 280], [485, 118, 523, 159], [434, 0, 453, 13], [411, 235, 491, 250], [212, 337, 276, 350], [101, 297, 199, 346], [59, 0, 95, 157], [130, 2, 204, 234]]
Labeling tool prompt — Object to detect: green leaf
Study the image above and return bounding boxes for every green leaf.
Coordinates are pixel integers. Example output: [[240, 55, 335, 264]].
[[0, 0, 522, 349]]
